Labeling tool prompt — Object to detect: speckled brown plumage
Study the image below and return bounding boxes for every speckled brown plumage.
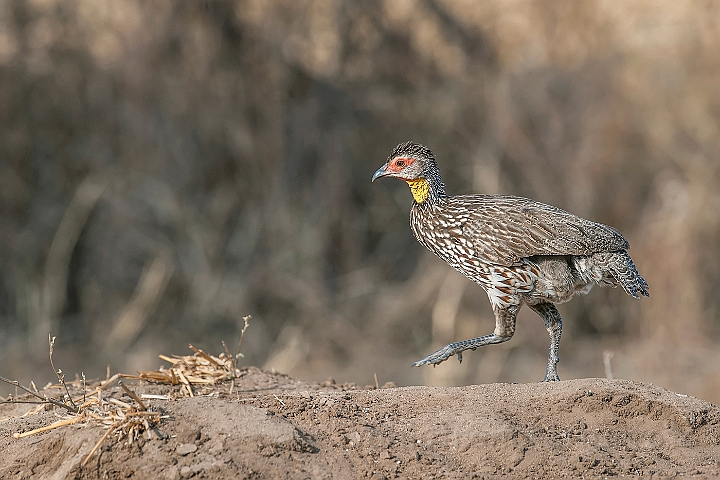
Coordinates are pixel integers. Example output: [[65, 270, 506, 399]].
[[372, 141, 649, 381]]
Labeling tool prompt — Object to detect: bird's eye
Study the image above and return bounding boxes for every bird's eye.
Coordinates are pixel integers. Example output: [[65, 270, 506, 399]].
[[396, 160, 406, 168]]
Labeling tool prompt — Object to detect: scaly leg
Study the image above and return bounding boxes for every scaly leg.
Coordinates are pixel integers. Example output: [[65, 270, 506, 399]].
[[412, 304, 519, 367], [529, 302, 562, 382]]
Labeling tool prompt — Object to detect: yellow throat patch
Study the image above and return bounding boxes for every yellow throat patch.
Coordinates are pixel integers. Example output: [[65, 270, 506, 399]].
[[406, 178, 430, 203]]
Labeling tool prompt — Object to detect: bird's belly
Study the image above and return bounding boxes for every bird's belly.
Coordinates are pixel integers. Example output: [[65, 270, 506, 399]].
[[524, 282, 593, 306], [524, 255, 594, 305]]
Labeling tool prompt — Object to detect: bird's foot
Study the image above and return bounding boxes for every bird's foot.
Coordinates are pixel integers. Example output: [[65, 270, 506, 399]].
[[412, 334, 509, 367], [411, 343, 462, 367], [543, 364, 560, 382]]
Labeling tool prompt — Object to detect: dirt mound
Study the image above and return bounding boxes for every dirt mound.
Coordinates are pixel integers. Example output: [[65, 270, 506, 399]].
[[2, 369, 719, 479]]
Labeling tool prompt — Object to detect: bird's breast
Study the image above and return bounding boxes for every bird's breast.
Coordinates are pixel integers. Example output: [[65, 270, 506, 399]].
[[410, 203, 480, 268]]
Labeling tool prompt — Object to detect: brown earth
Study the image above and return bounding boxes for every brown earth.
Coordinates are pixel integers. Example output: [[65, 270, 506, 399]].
[[1, 368, 719, 479]]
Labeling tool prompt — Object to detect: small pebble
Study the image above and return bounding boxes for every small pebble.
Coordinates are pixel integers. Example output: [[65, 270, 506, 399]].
[[177, 443, 198, 456]]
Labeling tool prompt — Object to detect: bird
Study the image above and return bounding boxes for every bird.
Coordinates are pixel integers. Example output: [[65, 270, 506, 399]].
[[372, 141, 649, 381]]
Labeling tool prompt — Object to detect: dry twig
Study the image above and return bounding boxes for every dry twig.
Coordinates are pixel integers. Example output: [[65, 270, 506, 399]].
[[49, 334, 77, 410], [235, 315, 252, 370], [0, 375, 77, 413]]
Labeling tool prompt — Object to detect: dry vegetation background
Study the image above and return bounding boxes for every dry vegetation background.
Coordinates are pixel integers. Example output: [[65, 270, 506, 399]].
[[1, 0, 719, 403]]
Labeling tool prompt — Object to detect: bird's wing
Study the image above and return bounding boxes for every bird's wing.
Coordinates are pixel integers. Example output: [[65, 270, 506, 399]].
[[450, 195, 630, 266]]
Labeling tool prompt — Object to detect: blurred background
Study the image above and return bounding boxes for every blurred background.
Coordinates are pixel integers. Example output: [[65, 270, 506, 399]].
[[1, 0, 719, 403]]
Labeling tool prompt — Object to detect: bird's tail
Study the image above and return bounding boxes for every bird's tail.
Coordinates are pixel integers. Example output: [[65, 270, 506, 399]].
[[595, 251, 649, 298]]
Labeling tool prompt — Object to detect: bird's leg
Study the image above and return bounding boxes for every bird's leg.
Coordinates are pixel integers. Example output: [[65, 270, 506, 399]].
[[529, 302, 563, 382], [412, 304, 519, 367]]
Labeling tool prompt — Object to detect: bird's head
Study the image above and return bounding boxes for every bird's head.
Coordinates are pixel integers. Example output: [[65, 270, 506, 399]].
[[371, 141, 445, 203]]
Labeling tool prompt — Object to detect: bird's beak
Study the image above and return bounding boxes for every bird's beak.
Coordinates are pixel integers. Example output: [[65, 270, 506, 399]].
[[371, 164, 391, 182]]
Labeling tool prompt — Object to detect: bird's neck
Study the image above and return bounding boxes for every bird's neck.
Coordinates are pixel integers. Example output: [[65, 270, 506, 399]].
[[406, 177, 446, 204]]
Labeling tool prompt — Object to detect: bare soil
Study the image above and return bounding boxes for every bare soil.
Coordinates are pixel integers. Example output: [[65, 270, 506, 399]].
[[1, 368, 719, 479]]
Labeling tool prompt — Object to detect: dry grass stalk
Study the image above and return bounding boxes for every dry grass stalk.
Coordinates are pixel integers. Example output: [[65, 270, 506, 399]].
[[5, 374, 162, 467], [127, 342, 249, 395], [3, 339, 161, 467], [4, 321, 253, 464], [119, 380, 147, 410]]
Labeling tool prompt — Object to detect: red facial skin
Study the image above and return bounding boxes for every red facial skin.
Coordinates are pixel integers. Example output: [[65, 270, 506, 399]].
[[384, 157, 416, 178]]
